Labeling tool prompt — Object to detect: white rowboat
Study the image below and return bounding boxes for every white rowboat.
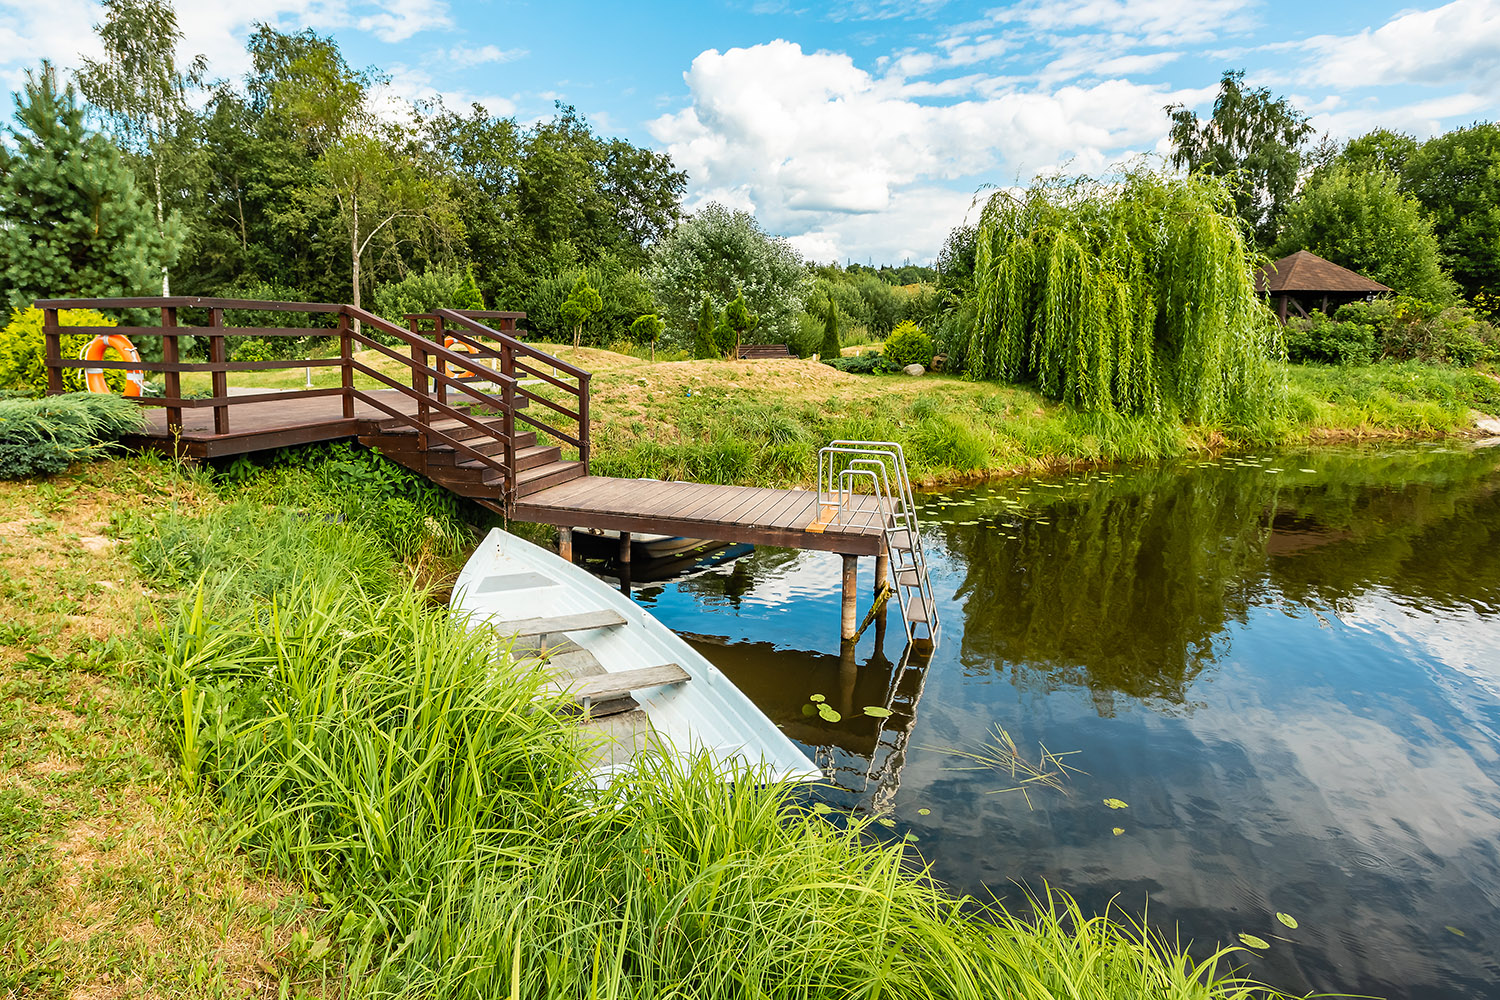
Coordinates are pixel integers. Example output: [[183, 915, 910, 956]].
[[453, 528, 822, 783]]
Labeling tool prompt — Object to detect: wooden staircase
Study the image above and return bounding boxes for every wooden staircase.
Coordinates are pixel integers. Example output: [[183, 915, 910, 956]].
[[359, 414, 586, 501]]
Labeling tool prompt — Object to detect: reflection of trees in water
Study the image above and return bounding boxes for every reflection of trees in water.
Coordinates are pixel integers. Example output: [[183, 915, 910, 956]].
[[947, 447, 1500, 715]]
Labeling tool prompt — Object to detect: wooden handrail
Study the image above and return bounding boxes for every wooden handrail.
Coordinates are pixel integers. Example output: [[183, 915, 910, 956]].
[[35, 296, 345, 312], [433, 308, 592, 381]]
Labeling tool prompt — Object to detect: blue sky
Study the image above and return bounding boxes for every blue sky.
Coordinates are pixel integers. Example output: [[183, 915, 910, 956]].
[[3, 0, 1498, 263]]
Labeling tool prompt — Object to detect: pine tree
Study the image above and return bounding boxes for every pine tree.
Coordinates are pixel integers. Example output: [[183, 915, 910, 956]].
[[818, 294, 842, 361], [0, 65, 179, 311], [692, 297, 718, 359]]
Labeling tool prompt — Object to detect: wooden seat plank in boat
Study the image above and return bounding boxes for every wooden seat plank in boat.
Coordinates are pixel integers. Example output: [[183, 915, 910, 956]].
[[496, 609, 627, 637], [547, 663, 690, 704]]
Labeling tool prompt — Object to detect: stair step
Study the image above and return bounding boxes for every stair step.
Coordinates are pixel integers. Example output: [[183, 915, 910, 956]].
[[517, 460, 587, 496], [456, 444, 560, 473]]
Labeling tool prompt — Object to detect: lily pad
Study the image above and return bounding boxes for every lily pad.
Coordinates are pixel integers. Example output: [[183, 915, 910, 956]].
[[1112, 827, 1125, 836], [917, 808, 931, 816], [1103, 798, 1129, 810], [809, 693, 826, 703], [903, 831, 919, 842], [877, 818, 896, 827], [1276, 912, 1298, 929], [817, 703, 842, 723], [1446, 925, 1466, 937], [1238, 933, 1270, 950], [801, 704, 816, 717], [812, 802, 832, 814], [862, 706, 893, 718]]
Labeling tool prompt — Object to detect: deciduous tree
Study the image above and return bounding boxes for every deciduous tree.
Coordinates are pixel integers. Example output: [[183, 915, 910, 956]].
[[1400, 123, 1500, 303]]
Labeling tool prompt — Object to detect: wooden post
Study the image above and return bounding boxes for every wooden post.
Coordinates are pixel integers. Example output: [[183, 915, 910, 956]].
[[618, 531, 632, 564], [558, 527, 573, 562], [434, 314, 448, 408], [874, 550, 889, 596], [578, 373, 591, 472], [42, 308, 62, 394], [338, 311, 354, 418], [501, 340, 516, 498], [160, 306, 182, 433], [209, 307, 229, 435], [409, 317, 429, 452], [841, 554, 858, 642]]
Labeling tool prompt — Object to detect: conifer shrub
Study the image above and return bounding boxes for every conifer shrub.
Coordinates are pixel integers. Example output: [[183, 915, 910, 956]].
[[0, 391, 143, 479], [881, 320, 934, 368]]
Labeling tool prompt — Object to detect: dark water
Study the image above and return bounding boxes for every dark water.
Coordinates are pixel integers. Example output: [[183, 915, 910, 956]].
[[591, 444, 1500, 1000]]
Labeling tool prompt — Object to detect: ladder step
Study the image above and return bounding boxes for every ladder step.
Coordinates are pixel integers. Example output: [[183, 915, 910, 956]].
[[905, 593, 932, 624], [896, 568, 920, 586]]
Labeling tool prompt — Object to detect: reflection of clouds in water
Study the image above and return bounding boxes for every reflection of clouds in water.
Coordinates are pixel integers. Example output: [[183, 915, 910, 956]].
[[1340, 590, 1500, 710]]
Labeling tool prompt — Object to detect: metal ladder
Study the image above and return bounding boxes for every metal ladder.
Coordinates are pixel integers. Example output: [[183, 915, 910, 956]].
[[817, 441, 939, 646]]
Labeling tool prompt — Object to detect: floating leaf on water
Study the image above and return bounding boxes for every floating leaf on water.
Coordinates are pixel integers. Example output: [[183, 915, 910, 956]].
[[1112, 827, 1125, 836], [817, 703, 842, 723], [863, 706, 893, 718], [1238, 933, 1270, 950], [809, 693, 826, 703], [812, 802, 832, 814], [903, 831, 919, 842], [1300, 468, 1317, 474], [1103, 798, 1129, 809], [801, 704, 816, 717], [1276, 912, 1298, 929], [1446, 925, 1466, 937], [917, 808, 931, 816], [878, 817, 896, 827]]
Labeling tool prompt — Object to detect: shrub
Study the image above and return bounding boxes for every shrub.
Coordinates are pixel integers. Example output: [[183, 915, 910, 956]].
[[1284, 311, 1376, 365], [1337, 297, 1500, 366], [882, 320, 934, 368], [0, 391, 144, 479], [826, 352, 899, 374], [0, 307, 119, 393], [372, 264, 484, 327]]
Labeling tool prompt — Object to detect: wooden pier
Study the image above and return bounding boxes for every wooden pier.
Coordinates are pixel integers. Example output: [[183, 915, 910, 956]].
[[41, 297, 912, 640]]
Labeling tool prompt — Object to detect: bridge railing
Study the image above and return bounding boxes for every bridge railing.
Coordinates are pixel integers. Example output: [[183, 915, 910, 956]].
[[36, 296, 590, 501]]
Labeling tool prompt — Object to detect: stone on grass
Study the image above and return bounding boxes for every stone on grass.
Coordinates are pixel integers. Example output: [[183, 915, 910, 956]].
[[903, 364, 926, 376]]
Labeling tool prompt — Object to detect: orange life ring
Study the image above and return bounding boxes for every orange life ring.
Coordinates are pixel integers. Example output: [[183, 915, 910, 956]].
[[81, 334, 145, 397], [442, 336, 482, 379]]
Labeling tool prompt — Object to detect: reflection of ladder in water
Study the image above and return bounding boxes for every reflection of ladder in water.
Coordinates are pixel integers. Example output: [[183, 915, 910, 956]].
[[865, 648, 932, 813], [817, 440, 939, 647]]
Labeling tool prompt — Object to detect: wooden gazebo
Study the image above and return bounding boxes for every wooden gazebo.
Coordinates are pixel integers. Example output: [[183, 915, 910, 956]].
[[1255, 250, 1391, 323]]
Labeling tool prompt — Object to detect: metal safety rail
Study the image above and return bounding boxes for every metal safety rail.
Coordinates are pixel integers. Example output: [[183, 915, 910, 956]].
[[816, 441, 939, 646]]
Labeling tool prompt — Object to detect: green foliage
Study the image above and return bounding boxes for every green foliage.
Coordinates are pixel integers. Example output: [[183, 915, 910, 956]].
[[372, 264, 486, 325], [1166, 70, 1313, 245], [629, 313, 665, 359], [0, 65, 180, 310], [882, 320, 934, 368], [723, 289, 757, 355], [1274, 167, 1453, 302], [0, 392, 144, 479], [1326, 128, 1419, 179], [1284, 311, 1376, 365], [826, 352, 900, 374], [1336, 297, 1499, 366], [1400, 122, 1500, 302], [519, 254, 651, 347], [818, 294, 843, 361], [558, 273, 604, 349], [647, 203, 810, 344], [692, 297, 719, 360], [0, 307, 118, 393], [967, 169, 1282, 422]]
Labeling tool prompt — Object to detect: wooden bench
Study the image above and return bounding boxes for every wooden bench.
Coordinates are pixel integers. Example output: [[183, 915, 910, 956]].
[[736, 344, 793, 360]]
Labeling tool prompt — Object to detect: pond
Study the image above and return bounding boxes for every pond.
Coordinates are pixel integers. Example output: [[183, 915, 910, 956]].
[[585, 444, 1500, 1000]]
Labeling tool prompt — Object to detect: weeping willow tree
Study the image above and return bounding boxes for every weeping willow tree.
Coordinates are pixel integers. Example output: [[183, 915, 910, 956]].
[[966, 169, 1283, 422]]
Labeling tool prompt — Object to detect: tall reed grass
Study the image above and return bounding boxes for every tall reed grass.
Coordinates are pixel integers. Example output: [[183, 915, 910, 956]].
[[132, 497, 1292, 999]]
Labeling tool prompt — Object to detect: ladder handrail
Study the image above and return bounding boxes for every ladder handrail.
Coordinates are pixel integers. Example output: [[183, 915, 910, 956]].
[[817, 440, 939, 646]]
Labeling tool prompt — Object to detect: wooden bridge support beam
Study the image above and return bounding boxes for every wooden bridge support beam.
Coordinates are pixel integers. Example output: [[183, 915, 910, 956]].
[[874, 550, 889, 596], [841, 554, 859, 642], [558, 527, 573, 563], [618, 531, 632, 564]]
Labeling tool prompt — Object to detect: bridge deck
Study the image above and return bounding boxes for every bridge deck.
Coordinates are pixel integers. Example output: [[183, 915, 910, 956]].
[[513, 476, 891, 556]]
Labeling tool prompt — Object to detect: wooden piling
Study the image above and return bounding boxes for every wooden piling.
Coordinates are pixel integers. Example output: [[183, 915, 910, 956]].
[[619, 531, 632, 564], [558, 527, 573, 562], [841, 554, 858, 642], [874, 550, 889, 596]]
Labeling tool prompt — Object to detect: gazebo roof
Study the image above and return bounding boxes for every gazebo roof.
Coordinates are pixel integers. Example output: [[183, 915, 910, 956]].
[[1255, 250, 1391, 295]]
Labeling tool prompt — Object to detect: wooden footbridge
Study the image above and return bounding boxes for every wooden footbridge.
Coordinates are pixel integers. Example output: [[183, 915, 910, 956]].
[[39, 297, 937, 644]]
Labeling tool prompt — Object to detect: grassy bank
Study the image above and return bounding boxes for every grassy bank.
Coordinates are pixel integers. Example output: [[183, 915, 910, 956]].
[[167, 344, 1500, 488], [1, 454, 1294, 998]]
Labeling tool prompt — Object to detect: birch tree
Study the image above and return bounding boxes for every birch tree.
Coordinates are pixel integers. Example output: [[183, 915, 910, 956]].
[[77, 0, 204, 296]]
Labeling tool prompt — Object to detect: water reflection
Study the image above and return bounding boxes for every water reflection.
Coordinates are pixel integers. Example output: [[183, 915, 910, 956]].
[[609, 444, 1500, 1000]]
